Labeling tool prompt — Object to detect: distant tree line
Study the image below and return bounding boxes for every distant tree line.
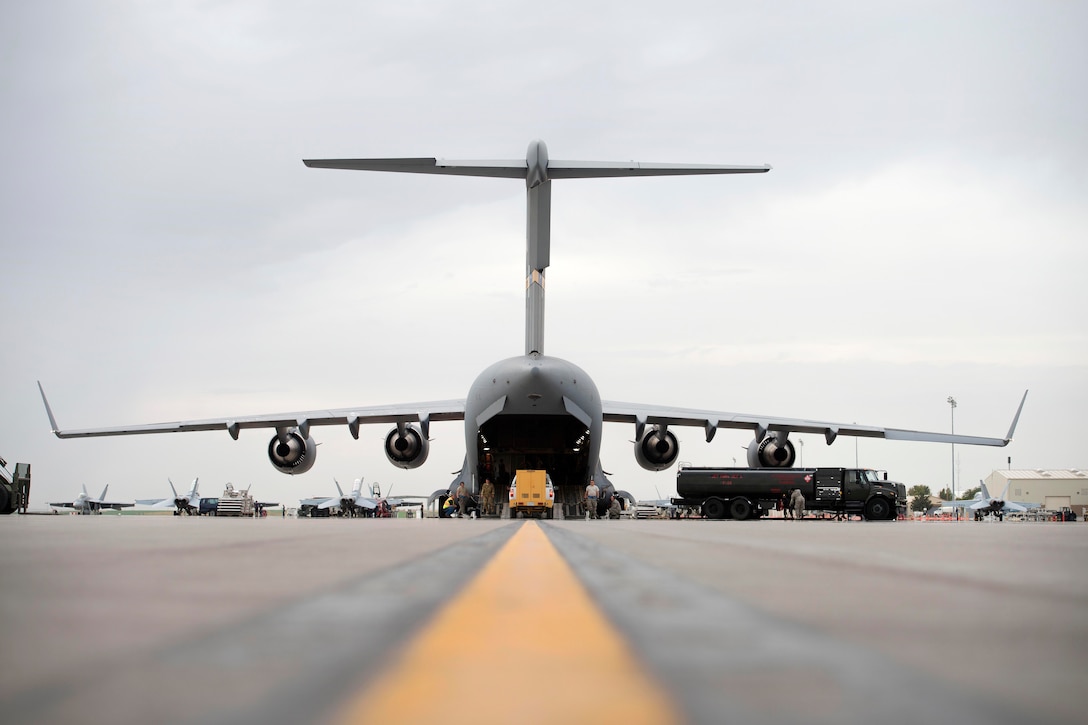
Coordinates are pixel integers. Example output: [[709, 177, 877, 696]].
[[908, 484, 983, 514]]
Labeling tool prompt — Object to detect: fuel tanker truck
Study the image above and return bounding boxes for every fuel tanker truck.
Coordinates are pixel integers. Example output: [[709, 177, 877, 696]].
[[672, 466, 906, 521]]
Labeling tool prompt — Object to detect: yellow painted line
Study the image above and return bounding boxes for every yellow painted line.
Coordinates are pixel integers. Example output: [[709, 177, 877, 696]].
[[335, 521, 679, 724]]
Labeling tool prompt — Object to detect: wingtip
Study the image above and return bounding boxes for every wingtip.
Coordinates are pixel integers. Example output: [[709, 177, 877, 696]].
[[1004, 389, 1029, 443], [37, 380, 62, 435]]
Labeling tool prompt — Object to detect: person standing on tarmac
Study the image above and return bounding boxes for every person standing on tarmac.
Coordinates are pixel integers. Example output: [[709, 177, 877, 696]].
[[480, 478, 495, 516], [790, 488, 805, 521], [455, 481, 469, 518], [585, 478, 600, 519]]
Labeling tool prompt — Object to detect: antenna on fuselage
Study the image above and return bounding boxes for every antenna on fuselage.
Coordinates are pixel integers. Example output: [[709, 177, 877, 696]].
[[303, 141, 770, 356]]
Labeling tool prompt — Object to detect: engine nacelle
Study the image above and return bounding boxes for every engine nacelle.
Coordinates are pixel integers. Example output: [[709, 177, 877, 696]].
[[633, 426, 679, 471], [268, 429, 317, 475], [747, 435, 796, 468], [385, 425, 430, 469]]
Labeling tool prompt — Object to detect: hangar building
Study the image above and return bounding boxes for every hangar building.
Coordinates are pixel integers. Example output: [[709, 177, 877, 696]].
[[983, 469, 1088, 517]]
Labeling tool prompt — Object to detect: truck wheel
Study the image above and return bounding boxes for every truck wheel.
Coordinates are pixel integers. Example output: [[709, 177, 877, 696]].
[[729, 497, 753, 521], [864, 497, 891, 521], [703, 497, 726, 520]]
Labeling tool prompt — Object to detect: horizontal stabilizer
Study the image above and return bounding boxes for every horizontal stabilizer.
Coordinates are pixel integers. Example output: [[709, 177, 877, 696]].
[[303, 157, 770, 179], [546, 161, 772, 178], [303, 158, 527, 178]]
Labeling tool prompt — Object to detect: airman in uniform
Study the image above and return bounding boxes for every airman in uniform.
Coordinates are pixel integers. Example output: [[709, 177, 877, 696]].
[[480, 478, 495, 516], [790, 488, 805, 521], [585, 478, 600, 519]]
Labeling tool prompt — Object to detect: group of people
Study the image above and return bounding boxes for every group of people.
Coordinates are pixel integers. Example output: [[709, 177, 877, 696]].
[[583, 478, 622, 519], [445, 474, 623, 520], [444, 477, 499, 518]]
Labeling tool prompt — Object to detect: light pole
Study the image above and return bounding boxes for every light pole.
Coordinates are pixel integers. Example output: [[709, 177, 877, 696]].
[[799, 438, 804, 468], [947, 396, 957, 500]]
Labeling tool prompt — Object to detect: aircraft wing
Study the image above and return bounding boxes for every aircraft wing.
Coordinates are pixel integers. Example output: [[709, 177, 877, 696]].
[[49, 502, 76, 509], [38, 383, 466, 441], [96, 502, 134, 510], [601, 390, 1027, 448], [299, 496, 333, 507], [944, 499, 1037, 512], [942, 500, 979, 509]]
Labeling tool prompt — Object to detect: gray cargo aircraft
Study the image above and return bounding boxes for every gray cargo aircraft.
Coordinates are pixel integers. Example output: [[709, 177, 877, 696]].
[[37, 141, 1026, 513]]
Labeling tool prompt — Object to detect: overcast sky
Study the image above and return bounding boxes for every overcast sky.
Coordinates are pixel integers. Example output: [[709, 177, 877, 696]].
[[3, 1, 1085, 509]]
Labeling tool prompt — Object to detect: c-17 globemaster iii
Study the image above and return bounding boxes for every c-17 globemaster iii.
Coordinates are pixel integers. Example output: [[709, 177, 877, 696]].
[[37, 140, 1027, 516]]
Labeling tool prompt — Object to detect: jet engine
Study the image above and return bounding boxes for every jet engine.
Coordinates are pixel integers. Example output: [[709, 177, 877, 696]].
[[634, 426, 679, 471], [746, 435, 796, 468], [385, 424, 430, 469], [268, 429, 317, 475]]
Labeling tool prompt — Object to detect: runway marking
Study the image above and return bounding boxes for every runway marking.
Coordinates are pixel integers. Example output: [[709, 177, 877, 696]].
[[335, 520, 678, 724]]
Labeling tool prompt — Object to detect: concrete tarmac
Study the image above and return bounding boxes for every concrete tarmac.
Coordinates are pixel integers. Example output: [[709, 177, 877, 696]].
[[0, 516, 1084, 724]]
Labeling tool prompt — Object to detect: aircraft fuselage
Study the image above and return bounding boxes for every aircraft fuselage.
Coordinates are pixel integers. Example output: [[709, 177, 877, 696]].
[[465, 353, 602, 495]]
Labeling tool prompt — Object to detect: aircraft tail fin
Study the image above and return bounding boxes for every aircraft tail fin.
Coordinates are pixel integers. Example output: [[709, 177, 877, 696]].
[[99, 484, 109, 501], [980, 481, 992, 500], [169, 478, 178, 498], [334, 478, 344, 497], [998, 479, 1013, 501], [305, 141, 770, 357]]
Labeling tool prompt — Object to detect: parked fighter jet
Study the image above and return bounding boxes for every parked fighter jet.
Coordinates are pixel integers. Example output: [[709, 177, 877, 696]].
[[37, 141, 1027, 518], [137, 478, 201, 516], [943, 480, 1040, 520], [50, 484, 133, 514], [300, 477, 379, 517], [301, 478, 420, 517]]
